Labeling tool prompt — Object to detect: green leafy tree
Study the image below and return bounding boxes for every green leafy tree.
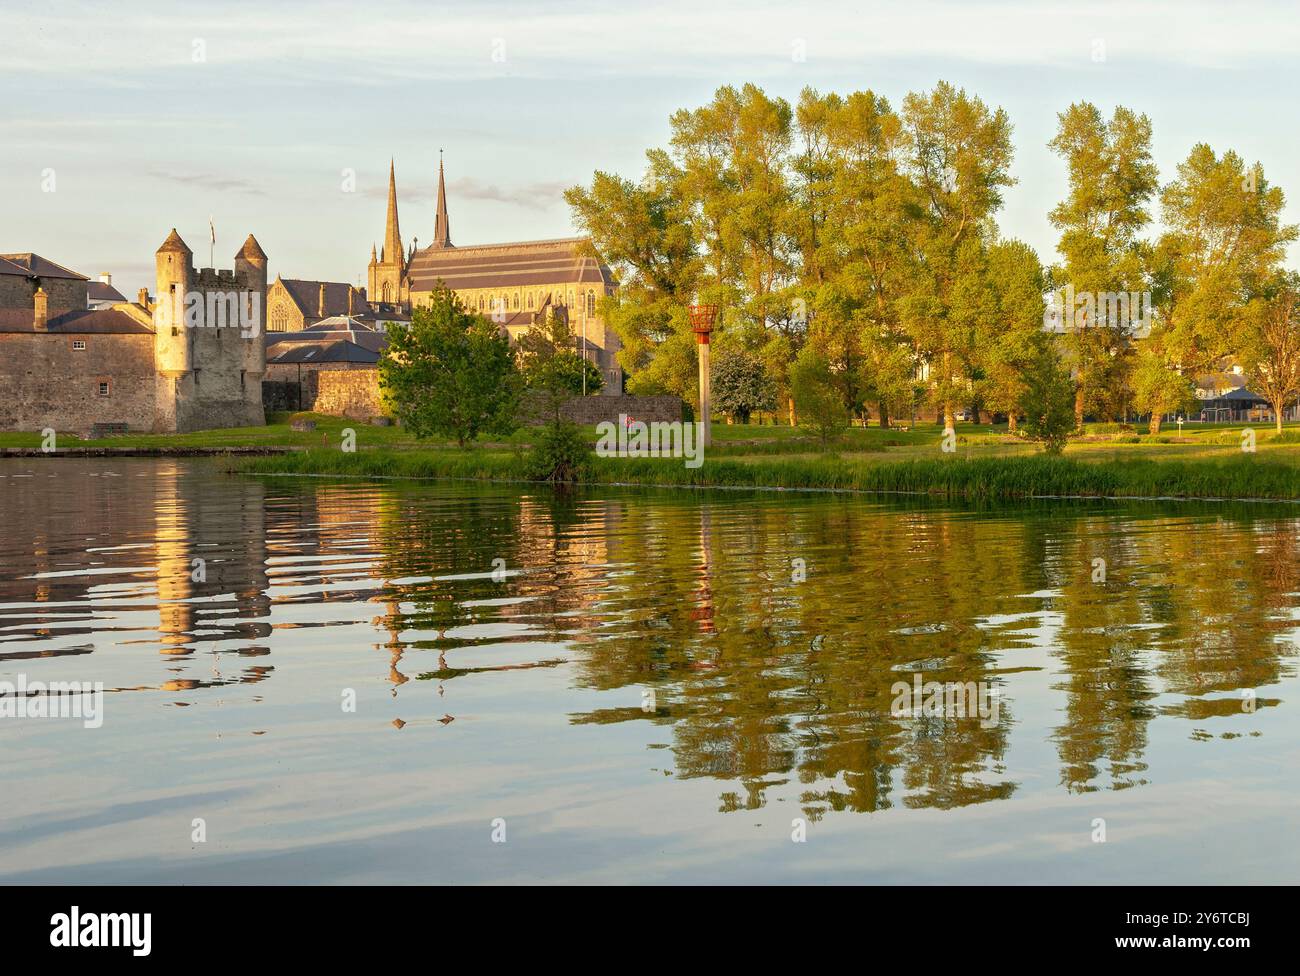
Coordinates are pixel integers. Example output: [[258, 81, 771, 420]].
[[518, 309, 603, 421], [790, 346, 848, 446], [1146, 145, 1297, 431], [1243, 274, 1300, 432], [711, 346, 778, 423], [379, 286, 521, 447], [1018, 342, 1077, 454], [898, 81, 1016, 429], [1047, 104, 1158, 426]]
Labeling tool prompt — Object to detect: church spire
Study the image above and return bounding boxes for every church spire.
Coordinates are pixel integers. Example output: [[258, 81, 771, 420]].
[[384, 158, 403, 268], [432, 151, 452, 249]]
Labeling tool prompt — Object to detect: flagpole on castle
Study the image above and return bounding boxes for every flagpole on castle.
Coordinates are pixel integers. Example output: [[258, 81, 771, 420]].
[[208, 215, 215, 268]]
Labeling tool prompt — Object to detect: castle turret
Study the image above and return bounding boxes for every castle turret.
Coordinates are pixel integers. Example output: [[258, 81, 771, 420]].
[[154, 228, 193, 375], [235, 235, 268, 385]]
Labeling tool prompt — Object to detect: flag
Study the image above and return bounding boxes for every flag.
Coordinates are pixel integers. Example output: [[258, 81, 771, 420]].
[[209, 216, 215, 245]]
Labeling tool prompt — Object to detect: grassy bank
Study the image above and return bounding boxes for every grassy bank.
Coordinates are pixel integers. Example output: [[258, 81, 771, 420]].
[[228, 447, 1300, 501]]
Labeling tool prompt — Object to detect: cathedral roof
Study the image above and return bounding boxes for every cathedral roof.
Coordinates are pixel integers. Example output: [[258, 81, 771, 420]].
[[407, 237, 614, 292]]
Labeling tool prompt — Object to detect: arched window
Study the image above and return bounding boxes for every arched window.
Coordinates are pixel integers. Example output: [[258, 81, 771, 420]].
[[382, 282, 391, 303], [527, 292, 534, 310], [513, 293, 519, 310], [586, 290, 595, 317]]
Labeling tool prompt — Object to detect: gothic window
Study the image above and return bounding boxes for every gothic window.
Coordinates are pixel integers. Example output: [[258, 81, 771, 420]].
[[513, 293, 519, 310], [586, 291, 595, 317], [382, 282, 391, 303], [527, 293, 534, 310]]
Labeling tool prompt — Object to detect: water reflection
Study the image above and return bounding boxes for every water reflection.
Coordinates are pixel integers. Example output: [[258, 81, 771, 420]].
[[0, 459, 1297, 880]]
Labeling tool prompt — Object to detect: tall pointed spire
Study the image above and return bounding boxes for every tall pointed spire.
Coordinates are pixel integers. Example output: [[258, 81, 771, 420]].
[[432, 150, 452, 249], [384, 158, 403, 269]]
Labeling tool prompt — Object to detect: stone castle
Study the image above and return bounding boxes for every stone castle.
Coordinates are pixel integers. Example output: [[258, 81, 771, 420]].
[[0, 233, 267, 435]]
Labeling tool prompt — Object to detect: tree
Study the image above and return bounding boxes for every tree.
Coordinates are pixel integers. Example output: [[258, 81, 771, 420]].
[[379, 286, 521, 447], [518, 309, 603, 422], [711, 346, 777, 423], [899, 81, 1016, 429], [1018, 342, 1077, 454], [1047, 103, 1158, 426], [1244, 275, 1300, 432], [977, 239, 1047, 432], [790, 346, 848, 446], [1147, 145, 1297, 431]]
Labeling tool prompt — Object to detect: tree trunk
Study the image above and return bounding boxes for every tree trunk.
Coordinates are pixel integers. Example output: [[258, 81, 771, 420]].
[[1007, 414, 1017, 434], [1149, 414, 1162, 435], [1276, 400, 1284, 433], [879, 400, 890, 430], [1074, 385, 1085, 429], [944, 403, 955, 430], [788, 396, 796, 427]]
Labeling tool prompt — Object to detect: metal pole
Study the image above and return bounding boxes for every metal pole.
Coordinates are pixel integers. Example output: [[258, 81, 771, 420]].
[[698, 340, 711, 448]]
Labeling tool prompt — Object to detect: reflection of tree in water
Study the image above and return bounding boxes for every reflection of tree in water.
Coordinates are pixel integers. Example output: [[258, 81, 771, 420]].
[[1049, 508, 1298, 793], [286, 478, 1299, 816], [572, 496, 1020, 816]]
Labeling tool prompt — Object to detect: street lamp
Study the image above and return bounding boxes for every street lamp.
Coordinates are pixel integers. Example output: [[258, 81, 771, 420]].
[[689, 303, 718, 448]]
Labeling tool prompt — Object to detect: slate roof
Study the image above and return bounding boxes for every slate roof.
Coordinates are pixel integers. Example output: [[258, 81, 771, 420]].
[[266, 339, 380, 365], [278, 278, 364, 319], [0, 307, 152, 334], [0, 253, 88, 280], [266, 316, 387, 355], [87, 280, 128, 304]]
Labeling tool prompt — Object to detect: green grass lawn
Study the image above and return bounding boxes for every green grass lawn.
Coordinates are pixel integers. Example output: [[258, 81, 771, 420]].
[[8, 413, 1300, 499]]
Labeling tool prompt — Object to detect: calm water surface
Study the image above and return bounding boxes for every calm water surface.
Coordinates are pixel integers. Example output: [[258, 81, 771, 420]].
[[1, 458, 1297, 883]]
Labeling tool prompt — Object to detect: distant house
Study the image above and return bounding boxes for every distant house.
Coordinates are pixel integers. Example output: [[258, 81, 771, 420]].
[[86, 273, 127, 309], [266, 276, 368, 332], [264, 316, 386, 411], [1197, 387, 1284, 423]]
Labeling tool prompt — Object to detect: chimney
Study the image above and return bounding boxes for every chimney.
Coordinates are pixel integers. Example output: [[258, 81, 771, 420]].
[[318, 283, 327, 318], [100, 272, 112, 286], [347, 288, 355, 316], [34, 287, 49, 332], [138, 287, 149, 306]]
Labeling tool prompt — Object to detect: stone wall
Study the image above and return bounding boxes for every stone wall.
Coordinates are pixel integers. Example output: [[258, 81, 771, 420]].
[[0, 275, 87, 312], [263, 363, 377, 414], [0, 333, 157, 434], [522, 393, 684, 426], [315, 368, 385, 419], [261, 380, 302, 413]]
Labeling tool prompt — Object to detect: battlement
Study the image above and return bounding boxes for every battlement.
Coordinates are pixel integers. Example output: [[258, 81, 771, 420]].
[[191, 267, 254, 289]]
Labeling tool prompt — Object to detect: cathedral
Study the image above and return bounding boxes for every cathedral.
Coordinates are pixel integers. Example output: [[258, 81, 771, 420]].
[[366, 157, 623, 395]]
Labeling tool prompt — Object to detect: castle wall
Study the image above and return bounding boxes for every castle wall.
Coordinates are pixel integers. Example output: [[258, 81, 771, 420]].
[[0, 276, 87, 312], [154, 265, 266, 432], [0, 333, 157, 434]]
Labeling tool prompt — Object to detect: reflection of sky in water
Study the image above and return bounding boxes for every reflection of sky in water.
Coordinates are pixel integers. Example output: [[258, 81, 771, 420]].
[[0, 459, 1297, 883]]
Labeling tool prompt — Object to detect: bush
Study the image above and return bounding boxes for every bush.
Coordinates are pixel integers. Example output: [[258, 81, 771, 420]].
[[526, 420, 592, 483]]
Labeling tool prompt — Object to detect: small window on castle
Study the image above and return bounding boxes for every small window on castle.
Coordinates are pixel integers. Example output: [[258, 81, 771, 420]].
[[513, 293, 519, 310], [586, 291, 595, 317], [527, 293, 534, 310], [98, 381, 110, 397], [72, 340, 87, 351]]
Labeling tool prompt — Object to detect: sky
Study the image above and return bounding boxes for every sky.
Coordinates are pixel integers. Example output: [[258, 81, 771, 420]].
[[4, 0, 1300, 301]]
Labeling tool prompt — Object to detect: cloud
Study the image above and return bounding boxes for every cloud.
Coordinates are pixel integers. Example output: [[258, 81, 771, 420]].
[[147, 171, 266, 196], [6, 1, 1300, 81], [361, 177, 568, 210]]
